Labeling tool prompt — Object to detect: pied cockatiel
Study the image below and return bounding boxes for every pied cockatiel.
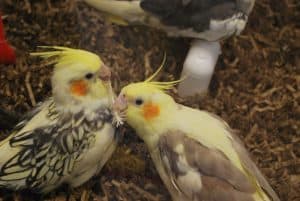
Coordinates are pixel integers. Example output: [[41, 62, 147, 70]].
[[0, 46, 118, 193], [84, 0, 255, 96]]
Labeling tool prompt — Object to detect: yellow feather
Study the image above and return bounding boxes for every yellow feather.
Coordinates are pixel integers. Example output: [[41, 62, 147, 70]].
[[139, 53, 185, 91], [242, 166, 271, 201], [181, 110, 271, 201], [30, 46, 103, 71], [145, 53, 167, 82], [84, 0, 145, 25], [119, 60, 275, 201]]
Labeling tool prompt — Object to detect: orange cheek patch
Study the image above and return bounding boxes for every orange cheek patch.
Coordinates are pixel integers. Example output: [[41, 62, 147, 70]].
[[143, 103, 160, 120], [70, 80, 88, 96]]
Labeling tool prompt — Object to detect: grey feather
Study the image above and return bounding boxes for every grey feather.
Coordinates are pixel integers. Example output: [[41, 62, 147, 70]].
[[230, 132, 281, 201], [157, 130, 277, 201], [206, 112, 281, 201]]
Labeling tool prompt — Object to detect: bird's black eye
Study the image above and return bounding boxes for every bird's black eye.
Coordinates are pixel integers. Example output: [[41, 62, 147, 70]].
[[85, 73, 94, 79], [135, 98, 144, 106]]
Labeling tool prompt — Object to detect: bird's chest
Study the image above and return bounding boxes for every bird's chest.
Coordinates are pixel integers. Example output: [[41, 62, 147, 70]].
[[69, 110, 116, 167], [51, 108, 113, 166], [80, 124, 115, 166]]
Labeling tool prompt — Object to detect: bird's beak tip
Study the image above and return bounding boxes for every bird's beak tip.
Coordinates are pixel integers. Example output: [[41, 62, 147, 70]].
[[114, 94, 127, 113], [99, 64, 112, 82]]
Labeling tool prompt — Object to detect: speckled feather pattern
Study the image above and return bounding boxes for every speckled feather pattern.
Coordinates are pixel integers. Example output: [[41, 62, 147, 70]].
[[0, 99, 117, 192]]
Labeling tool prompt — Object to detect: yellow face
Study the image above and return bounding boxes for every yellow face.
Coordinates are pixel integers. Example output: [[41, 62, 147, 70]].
[[67, 64, 111, 100], [115, 83, 176, 133], [50, 61, 114, 107], [32, 46, 114, 105]]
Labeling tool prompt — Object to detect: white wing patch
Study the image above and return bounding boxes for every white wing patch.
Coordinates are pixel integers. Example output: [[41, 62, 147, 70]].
[[161, 12, 248, 41], [158, 130, 260, 201], [175, 152, 203, 197], [210, 13, 248, 36], [177, 171, 203, 198], [159, 134, 203, 199]]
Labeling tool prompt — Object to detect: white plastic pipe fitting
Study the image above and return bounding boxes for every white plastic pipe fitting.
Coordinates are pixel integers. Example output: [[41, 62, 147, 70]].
[[178, 40, 221, 97]]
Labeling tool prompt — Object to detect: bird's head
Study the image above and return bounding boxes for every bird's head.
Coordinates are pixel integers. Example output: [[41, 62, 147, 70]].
[[31, 46, 114, 109], [114, 59, 180, 141]]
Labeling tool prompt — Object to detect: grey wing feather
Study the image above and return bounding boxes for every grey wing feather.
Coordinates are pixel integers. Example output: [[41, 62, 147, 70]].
[[157, 130, 275, 201], [229, 132, 281, 201], [206, 112, 280, 201]]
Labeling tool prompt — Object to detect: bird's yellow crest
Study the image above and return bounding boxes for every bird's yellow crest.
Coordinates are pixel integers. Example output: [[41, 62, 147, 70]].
[[30, 46, 103, 71], [121, 54, 184, 99], [142, 53, 183, 91], [115, 54, 183, 126]]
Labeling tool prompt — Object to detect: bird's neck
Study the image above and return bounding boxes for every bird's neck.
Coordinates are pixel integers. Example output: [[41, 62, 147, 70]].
[[53, 95, 110, 115], [134, 105, 179, 151]]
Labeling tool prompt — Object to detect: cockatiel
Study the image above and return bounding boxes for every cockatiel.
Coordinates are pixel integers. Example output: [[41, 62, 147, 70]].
[[113, 69, 280, 201], [0, 46, 118, 193], [84, 0, 255, 96]]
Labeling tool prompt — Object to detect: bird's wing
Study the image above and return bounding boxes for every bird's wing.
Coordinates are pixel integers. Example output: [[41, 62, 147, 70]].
[[141, 0, 249, 32], [158, 130, 263, 201], [84, 0, 145, 25], [0, 107, 113, 191], [11, 99, 58, 133], [206, 113, 280, 201], [0, 100, 56, 148], [229, 130, 280, 201]]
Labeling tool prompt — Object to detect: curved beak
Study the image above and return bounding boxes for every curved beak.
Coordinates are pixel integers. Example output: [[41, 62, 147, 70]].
[[111, 94, 128, 126], [99, 64, 111, 82], [113, 94, 128, 113], [98, 64, 115, 107]]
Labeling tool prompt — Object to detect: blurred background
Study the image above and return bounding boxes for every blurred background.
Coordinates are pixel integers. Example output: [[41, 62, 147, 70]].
[[0, 0, 299, 200]]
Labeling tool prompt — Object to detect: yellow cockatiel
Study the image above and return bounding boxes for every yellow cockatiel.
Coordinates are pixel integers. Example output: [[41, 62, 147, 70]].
[[0, 46, 118, 193], [113, 68, 280, 201]]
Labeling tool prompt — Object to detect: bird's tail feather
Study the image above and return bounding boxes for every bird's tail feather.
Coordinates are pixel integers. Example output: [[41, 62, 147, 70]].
[[84, 0, 145, 24]]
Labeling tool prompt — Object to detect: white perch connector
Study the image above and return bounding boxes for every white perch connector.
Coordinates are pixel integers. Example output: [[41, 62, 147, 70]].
[[178, 40, 221, 97]]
